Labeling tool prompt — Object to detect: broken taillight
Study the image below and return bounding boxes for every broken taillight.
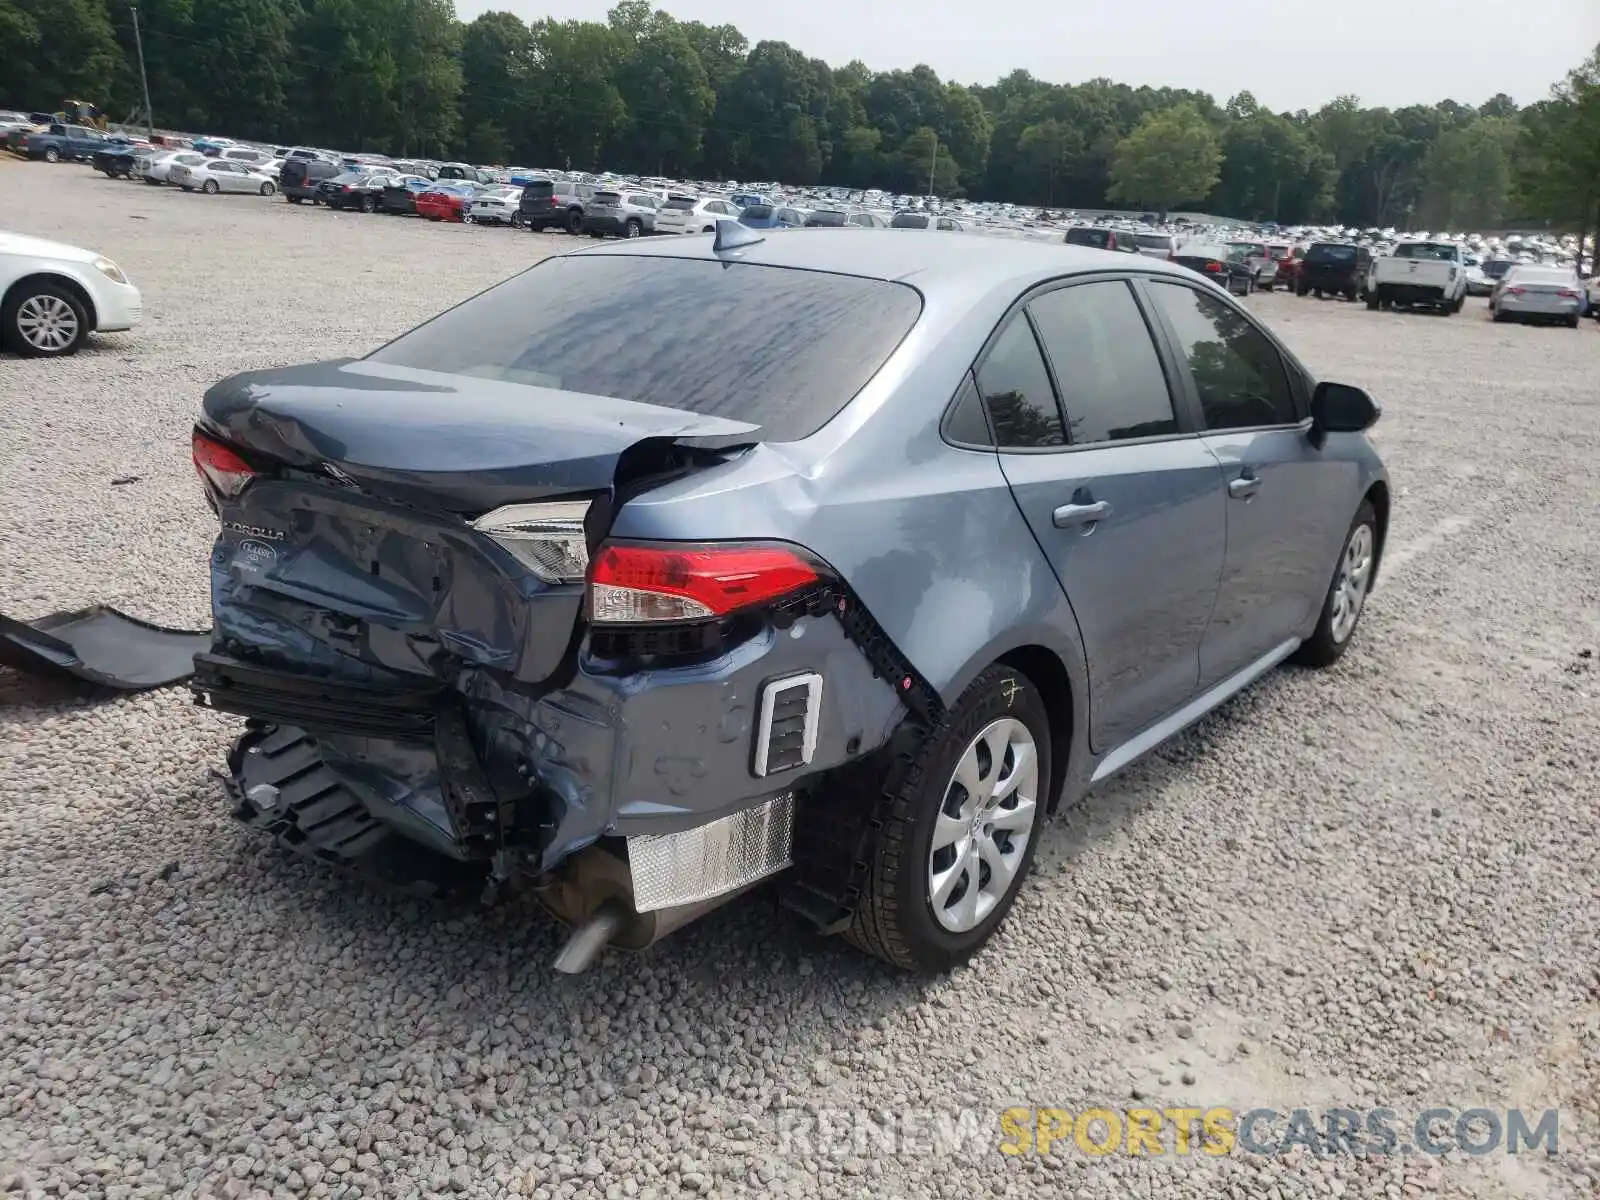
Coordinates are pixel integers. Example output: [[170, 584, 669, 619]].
[[587, 542, 823, 624], [472, 500, 591, 583], [192, 428, 257, 499]]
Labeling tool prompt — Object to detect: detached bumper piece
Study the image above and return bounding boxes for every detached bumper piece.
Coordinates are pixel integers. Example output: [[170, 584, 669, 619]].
[[0, 606, 209, 690], [224, 721, 486, 896]]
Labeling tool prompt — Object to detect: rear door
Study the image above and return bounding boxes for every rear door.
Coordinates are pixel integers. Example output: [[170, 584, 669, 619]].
[[1141, 279, 1346, 687], [981, 277, 1227, 752]]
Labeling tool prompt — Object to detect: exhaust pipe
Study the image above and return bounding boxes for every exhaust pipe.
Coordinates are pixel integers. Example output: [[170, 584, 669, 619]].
[[552, 900, 627, 974]]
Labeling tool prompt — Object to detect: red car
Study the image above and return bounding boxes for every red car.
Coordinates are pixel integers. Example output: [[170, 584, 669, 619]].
[[1269, 242, 1300, 285], [415, 183, 474, 222]]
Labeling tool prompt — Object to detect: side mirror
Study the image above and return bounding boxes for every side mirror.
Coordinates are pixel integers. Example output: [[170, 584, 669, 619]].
[[1309, 381, 1381, 446]]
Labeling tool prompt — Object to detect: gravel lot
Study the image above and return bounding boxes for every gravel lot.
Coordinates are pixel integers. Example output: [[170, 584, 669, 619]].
[[2, 163, 1597, 1200]]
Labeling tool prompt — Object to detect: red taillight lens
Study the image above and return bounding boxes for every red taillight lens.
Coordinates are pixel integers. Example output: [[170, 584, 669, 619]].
[[1556, 288, 1579, 298], [192, 429, 256, 499], [587, 542, 823, 624], [1204, 262, 1222, 273], [1507, 287, 1526, 296]]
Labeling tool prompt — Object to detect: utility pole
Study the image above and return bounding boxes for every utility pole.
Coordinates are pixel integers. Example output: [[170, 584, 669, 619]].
[[927, 139, 937, 200], [130, 5, 154, 139]]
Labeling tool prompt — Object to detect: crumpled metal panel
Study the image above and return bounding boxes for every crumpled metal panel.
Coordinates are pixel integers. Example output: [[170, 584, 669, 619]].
[[627, 791, 794, 912], [0, 606, 208, 690]]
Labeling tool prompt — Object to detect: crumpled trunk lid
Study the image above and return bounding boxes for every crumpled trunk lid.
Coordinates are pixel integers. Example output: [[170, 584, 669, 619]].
[[199, 358, 755, 688]]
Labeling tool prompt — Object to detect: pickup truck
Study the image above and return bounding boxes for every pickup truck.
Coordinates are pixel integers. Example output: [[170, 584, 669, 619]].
[[1366, 240, 1467, 314], [1226, 240, 1280, 291], [12, 123, 111, 163]]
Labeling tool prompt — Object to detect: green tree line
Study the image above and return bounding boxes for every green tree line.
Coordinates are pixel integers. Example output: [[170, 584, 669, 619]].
[[2, 0, 1596, 232]]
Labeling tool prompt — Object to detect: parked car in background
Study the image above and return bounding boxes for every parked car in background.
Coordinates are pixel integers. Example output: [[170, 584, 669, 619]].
[[1296, 243, 1370, 300], [280, 156, 340, 203], [514, 179, 595, 233], [380, 177, 434, 216], [581, 190, 660, 238], [0, 230, 141, 357], [170, 159, 278, 195], [1587, 271, 1600, 320], [415, 182, 477, 222], [135, 149, 206, 184], [92, 145, 140, 178], [468, 185, 524, 225], [194, 231, 1387, 976], [317, 171, 396, 212], [12, 123, 109, 163], [1367, 240, 1467, 313], [1132, 232, 1177, 259], [1266, 242, 1298, 286], [807, 208, 890, 228], [656, 196, 743, 234], [1479, 258, 1517, 292], [1064, 226, 1140, 252], [890, 212, 966, 231], [1226, 240, 1280, 291], [1171, 242, 1258, 295], [220, 146, 276, 169], [1489, 264, 1586, 327], [737, 204, 809, 229], [1462, 255, 1493, 296]]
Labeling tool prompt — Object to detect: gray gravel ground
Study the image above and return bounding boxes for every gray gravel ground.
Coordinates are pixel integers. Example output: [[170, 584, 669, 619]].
[[2, 163, 1597, 1200]]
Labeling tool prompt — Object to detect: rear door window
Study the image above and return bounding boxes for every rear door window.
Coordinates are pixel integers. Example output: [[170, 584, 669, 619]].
[[367, 256, 923, 442], [1027, 281, 1180, 444], [1145, 282, 1297, 430], [975, 317, 1066, 449]]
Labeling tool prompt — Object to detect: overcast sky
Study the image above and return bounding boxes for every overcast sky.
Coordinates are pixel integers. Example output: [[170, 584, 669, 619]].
[[460, 0, 1600, 112]]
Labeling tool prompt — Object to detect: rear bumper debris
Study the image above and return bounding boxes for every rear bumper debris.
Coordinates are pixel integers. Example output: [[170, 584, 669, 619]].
[[0, 606, 208, 690]]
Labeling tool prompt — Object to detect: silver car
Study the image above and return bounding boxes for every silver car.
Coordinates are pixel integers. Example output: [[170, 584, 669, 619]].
[[194, 228, 1389, 974], [1490, 265, 1586, 327]]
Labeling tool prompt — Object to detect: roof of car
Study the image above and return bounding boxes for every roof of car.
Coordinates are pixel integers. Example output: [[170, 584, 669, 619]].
[[576, 227, 1194, 290]]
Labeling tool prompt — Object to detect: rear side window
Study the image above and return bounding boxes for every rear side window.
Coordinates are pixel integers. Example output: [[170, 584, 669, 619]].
[[1065, 228, 1110, 249], [742, 204, 774, 219], [1306, 244, 1356, 263], [367, 256, 922, 442], [975, 317, 1065, 449], [663, 198, 696, 211], [1394, 242, 1456, 260], [1135, 234, 1173, 251], [1027, 282, 1179, 444], [1146, 282, 1296, 430]]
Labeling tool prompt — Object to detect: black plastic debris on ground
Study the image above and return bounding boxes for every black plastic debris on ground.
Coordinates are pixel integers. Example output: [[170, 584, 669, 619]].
[[0, 606, 209, 691]]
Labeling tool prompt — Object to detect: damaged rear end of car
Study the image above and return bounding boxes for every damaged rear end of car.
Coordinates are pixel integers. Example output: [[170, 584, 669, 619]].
[[192, 248, 929, 969]]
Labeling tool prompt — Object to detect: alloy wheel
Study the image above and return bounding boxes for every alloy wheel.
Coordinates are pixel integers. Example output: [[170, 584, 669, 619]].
[[926, 718, 1040, 933], [1329, 523, 1374, 644], [16, 294, 80, 352]]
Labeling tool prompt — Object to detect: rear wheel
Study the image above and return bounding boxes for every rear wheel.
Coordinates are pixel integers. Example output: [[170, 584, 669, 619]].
[[43, 147, 60, 163], [846, 665, 1050, 972], [566, 209, 583, 235], [624, 218, 643, 238], [1291, 500, 1377, 669], [360, 194, 376, 213], [202, 179, 219, 194], [287, 194, 302, 204], [1567, 315, 1581, 329], [1365, 293, 1379, 310], [259, 182, 275, 196]]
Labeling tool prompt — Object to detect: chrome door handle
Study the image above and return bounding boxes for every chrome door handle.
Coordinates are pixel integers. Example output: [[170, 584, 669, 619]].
[[1228, 475, 1262, 499], [1053, 500, 1111, 527]]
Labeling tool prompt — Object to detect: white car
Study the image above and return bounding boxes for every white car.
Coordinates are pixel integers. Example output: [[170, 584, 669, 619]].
[[654, 196, 743, 234], [134, 150, 207, 184], [0, 231, 141, 357], [168, 159, 278, 196], [468, 185, 523, 225]]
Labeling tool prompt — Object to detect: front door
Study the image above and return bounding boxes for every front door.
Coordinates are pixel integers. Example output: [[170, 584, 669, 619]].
[[1141, 279, 1349, 688], [976, 281, 1227, 753]]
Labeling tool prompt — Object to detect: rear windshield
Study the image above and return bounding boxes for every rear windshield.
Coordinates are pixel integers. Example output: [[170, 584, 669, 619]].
[[741, 204, 774, 219], [1065, 228, 1111, 248], [1305, 244, 1357, 263], [367, 256, 923, 441], [1394, 242, 1456, 260], [807, 210, 847, 226], [891, 213, 930, 229], [1135, 234, 1173, 250], [593, 191, 622, 203], [1482, 260, 1514, 278], [663, 198, 697, 211]]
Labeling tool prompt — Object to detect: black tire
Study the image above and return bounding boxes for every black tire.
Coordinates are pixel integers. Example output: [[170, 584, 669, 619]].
[[1314, 288, 1324, 299], [511, 211, 525, 228], [202, 179, 219, 194], [259, 182, 275, 196], [1296, 285, 1308, 297], [287, 194, 302, 204], [588, 230, 605, 239], [624, 218, 642, 238], [1291, 500, 1378, 669], [1345, 287, 1358, 302], [1, 279, 90, 357], [1365, 294, 1379, 310], [1567, 315, 1581, 329], [43, 147, 60, 164], [566, 208, 583, 235], [360, 194, 376, 213], [845, 665, 1051, 972]]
